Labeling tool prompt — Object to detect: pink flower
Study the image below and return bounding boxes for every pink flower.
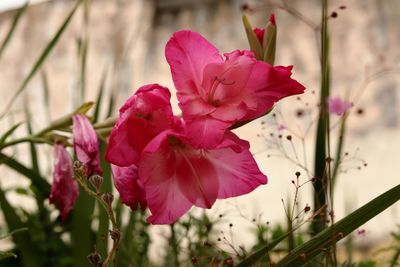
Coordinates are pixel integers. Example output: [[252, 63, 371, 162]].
[[111, 164, 147, 211], [139, 126, 267, 224], [72, 114, 102, 176], [165, 30, 305, 148], [327, 97, 352, 116], [105, 84, 174, 167], [49, 143, 79, 222]]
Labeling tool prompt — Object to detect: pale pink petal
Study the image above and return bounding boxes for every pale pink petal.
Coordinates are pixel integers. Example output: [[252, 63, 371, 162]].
[[327, 97, 352, 116], [50, 144, 79, 222], [105, 84, 173, 166], [165, 30, 223, 105], [72, 114, 102, 176]]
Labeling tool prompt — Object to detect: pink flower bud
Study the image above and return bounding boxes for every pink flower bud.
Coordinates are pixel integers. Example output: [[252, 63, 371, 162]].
[[269, 13, 276, 26], [49, 143, 79, 221], [72, 114, 102, 176], [253, 27, 265, 45]]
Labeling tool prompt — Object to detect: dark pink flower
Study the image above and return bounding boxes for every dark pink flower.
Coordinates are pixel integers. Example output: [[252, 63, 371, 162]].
[[327, 97, 352, 116], [253, 27, 265, 45], [111, 164, 147, 211], [72, 114, 102, 176], [165, 30, 305, 148], [139, 127, 267, 224], [105, 84, 174, 166], [269, 13, 276, 26], [49, 143, 79, 222]]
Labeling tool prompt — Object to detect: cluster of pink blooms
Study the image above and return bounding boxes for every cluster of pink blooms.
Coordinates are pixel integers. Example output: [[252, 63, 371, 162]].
[[50, 29, 305, 224]]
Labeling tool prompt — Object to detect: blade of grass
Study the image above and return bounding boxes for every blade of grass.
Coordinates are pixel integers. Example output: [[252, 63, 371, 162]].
[[0, 152, 50, 198], [0, 187, 42, 267], [0, 122, 24, 146], [40, 70, 52, 122], [93, 68, 107, 123], [276, 183, 400, 266], [96, 140, 112, 257], [0, 3, 28, 59], [312, 0, 330, 236], [0, 0, 83, 119]]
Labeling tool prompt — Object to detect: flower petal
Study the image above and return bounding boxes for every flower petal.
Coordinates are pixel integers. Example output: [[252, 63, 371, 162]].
[[105, 84, 173, 166], [50, 144, 79, 222], [72, 114, 102, 176], [111, 164, 147, 211], [165, 30, 223, 105]]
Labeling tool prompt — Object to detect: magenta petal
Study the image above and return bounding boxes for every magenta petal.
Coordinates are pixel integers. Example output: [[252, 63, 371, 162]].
[[105, 84, 173, 166], [185, 116, 231, 149], [165, 30, 223, 105], [139, 134, 193, 224], [111, 164, 147, 211], [253, 27, 265, 45], [50, 144, 79, 222], [210, 133, 267, 199], [72, 114, 102, 176]]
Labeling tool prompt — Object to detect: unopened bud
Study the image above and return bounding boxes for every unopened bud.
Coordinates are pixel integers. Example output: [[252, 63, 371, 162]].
[[73, 160, 86, 178], [87, 246, 101, 267], [102, 192, 114, 207], [89, 174, 103, 193], [109, 229, 120, 242], [224, 257, 234, 266]]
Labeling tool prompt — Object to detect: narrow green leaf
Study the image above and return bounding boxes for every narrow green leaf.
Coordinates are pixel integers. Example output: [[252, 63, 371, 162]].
[[263, 22, 276, 65], [242, 15, 263, 60], [23, 103, 40, 174], [0, 228, 28, 240], [0, 3, 28, 59], [96, 140, 112, 257], [106, 91, 116, 118], [40, 70, 52, 122], [312, 0, 330, 235], [93, 68, 107, 123], [0, 122, 23, 146], [0, 187, 42, 267], [0, 152, 50, 198], [276, 184, 400, 266], [0, 0, 83, 119], [0, 251, 17, 261]]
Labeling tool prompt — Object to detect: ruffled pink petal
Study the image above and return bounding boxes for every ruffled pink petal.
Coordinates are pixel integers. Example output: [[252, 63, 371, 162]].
[[179, 97, 216, 119], [111, 164, 147, 211], [185, 116, 231, 149], [50, 144, 79, 222], [209, 133, 267, 199], [105, 84, 173, 166], [240, 64, 305, 121], [72, 114, 102, 176], [165, 30, 223, 105]]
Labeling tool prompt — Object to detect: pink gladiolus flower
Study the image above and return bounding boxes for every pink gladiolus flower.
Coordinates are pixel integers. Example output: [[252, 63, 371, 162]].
[[327, 97, 352, 116], [50, 143, 79, 222], [105, 84, 174, 166], [165, 30, 305, 148], [111, 164, 147, 211], [72, 114, 102, 176], [139, 127, 267, 224]]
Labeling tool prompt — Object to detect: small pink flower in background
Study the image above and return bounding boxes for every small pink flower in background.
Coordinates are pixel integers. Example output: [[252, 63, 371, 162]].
[[72, 114, 102, 176], [277, 124, 286, 131], [50, 143, 79, 222], [111, 164, 147, 211], [139, 126, 267, 224], [166, 30, 304, 148], [327, 97, 352, 116], [105, 84, 174, 167]]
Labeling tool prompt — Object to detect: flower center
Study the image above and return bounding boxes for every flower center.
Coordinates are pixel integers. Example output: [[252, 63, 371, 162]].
[[207, 76, 235, 106]]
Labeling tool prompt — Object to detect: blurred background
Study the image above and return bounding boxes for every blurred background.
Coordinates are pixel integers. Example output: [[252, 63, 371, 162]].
[[0, 0, 399, 264]]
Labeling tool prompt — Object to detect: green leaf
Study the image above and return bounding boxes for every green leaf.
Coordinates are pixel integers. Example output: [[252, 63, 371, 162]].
[[96, 140, 112, 257], [0, 228, 28, 240], [0, 122, 23, 146], [0, 3, 28, 59], [276, 184, 400, 266], [93, 68, 107, 123], [0, 187, 42, 267], [263, 20, 277, 65], [0, 251, 17, 261], [0, 152, 50, 198], [0, 0, 83, 119]]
